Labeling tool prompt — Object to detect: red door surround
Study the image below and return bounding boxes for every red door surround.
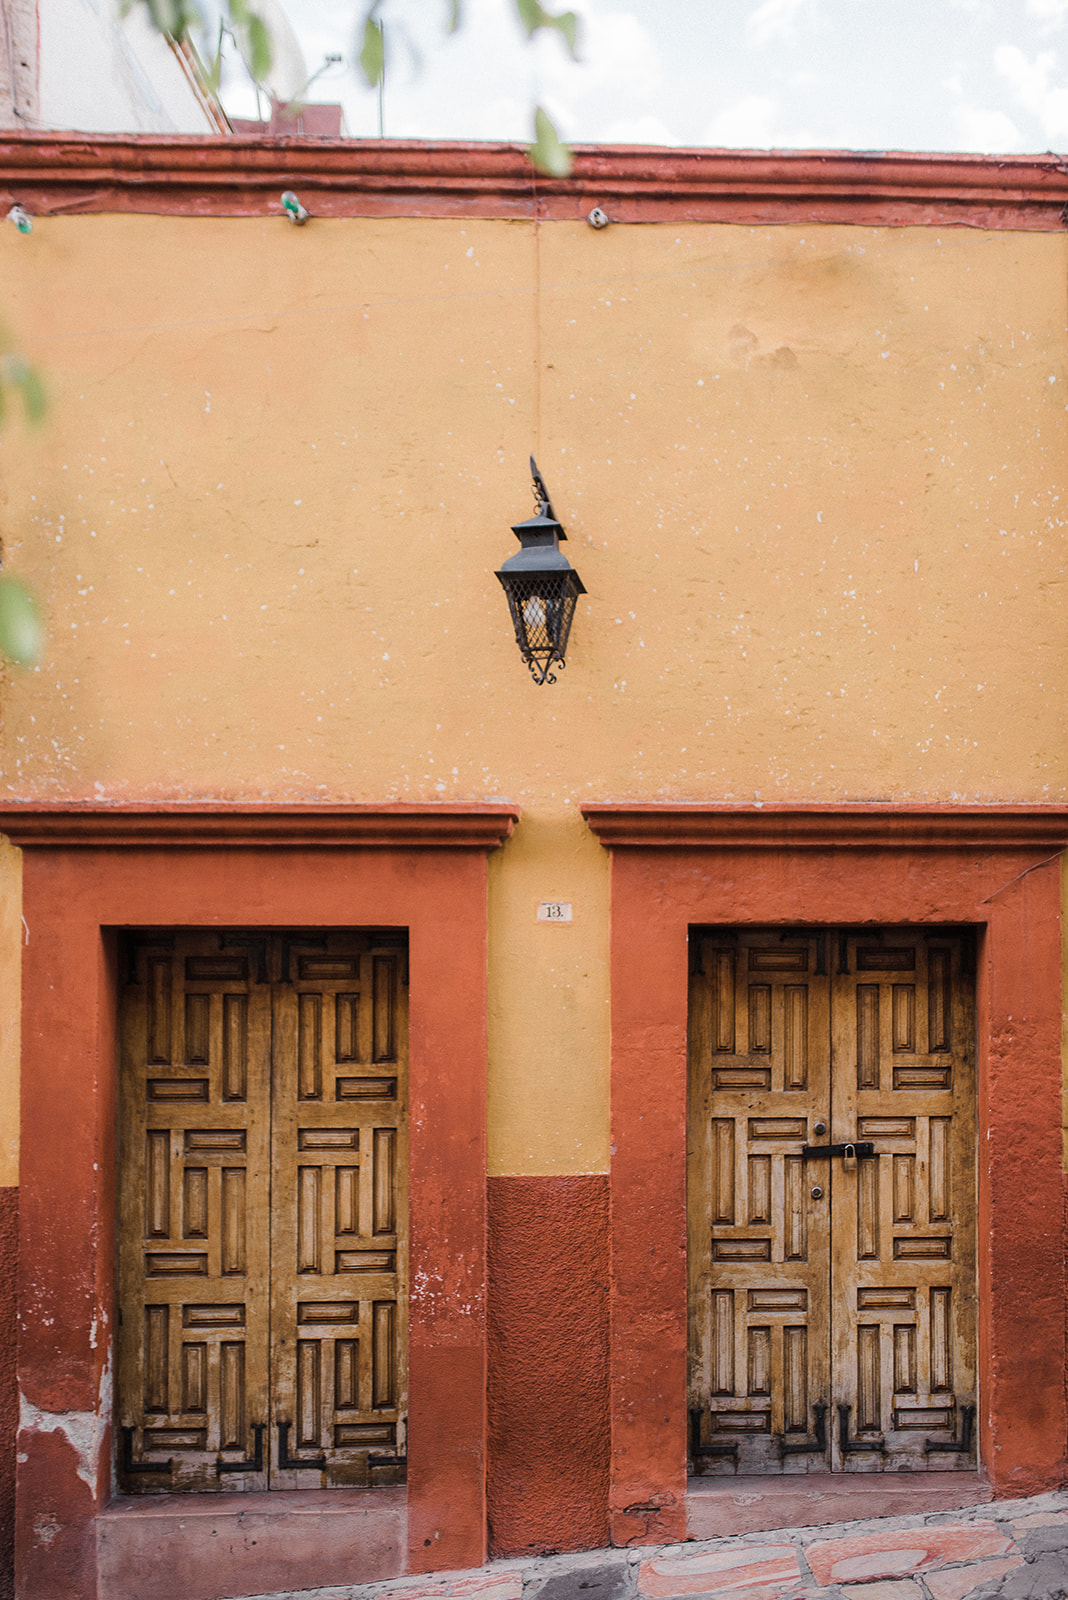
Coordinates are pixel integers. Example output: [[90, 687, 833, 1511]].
[[581, 804, 1068, 1548], [0, 804, 518, 1600], [4, 800, 1068, 1593]]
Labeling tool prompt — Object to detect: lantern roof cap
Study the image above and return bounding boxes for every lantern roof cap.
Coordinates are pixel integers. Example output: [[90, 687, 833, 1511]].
[[510, 510, 568, 541], [496, 542, 585, 587]]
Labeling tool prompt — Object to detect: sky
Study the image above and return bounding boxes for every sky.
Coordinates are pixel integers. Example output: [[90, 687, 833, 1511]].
[[214, 0, 1068, 155]]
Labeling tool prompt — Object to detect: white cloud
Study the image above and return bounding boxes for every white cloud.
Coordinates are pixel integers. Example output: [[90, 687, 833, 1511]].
[[705, 93, 779, 145], [746, 0, 810, 49], [950, 102, 1027, 151], [994, 42, 1068, 142], [1027, 0, 1068, 30], [994, 43, 1057, 102], [534, 2, 662, 112], [702, 92, 814, 148], [218, 0, 1068, 154], [596, 112, 677, 144]]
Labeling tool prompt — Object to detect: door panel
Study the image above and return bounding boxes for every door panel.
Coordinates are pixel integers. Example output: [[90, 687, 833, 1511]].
[[270, 934, 408, 1487], [688, 926, 976, 1476], [687, 930, 831, 1472], [830, 931, 976, 1470], [118, 935, 272, 1490], [117, 930, 408, 1493]]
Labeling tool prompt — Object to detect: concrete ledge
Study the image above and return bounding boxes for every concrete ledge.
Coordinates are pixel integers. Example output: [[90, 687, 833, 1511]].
[[686, 1472, 993, 1539], [97, 1487, 407, 1600]]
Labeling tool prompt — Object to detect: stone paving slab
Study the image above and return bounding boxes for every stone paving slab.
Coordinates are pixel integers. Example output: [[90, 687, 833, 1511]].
[[231, 1488, 1068, 1600], [804, 1524, 1017, 1587]]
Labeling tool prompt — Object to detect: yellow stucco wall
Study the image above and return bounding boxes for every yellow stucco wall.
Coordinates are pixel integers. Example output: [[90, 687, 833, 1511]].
[[0, 214, 1065, 1178]]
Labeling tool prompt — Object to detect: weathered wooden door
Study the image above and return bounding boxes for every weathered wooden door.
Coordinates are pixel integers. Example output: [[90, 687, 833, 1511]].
[[117, 930, 408, 1492], [688, 927, 976, 1473]]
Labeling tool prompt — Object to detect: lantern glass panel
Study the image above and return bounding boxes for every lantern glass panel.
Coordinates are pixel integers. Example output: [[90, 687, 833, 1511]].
[[500, 571, 582, 684]]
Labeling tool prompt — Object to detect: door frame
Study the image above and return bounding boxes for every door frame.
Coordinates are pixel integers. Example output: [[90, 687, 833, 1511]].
[[686, 923, 978, 1476], [582, 804, 1068, 1547], [0, 803, 518, 1600]]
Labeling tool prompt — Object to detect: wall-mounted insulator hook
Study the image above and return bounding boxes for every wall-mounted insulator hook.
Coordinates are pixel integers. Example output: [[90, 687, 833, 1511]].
[[281, 191, 309, 225], [7, 205, 31, 234], [586, 207, 609, 229]]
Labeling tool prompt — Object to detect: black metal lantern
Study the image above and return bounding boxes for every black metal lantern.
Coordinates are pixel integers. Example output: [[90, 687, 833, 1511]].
[[496, 457, 586, 685]]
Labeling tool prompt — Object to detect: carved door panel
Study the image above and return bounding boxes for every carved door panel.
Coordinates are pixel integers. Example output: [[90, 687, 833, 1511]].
[[830, 930, 976, 1470], [688, 927, 976, 1476], [688, 930, 832, 1472], [270, 934, 408, 1487], [117, 934, 272, 1489], [118, 930, 408, 1493]]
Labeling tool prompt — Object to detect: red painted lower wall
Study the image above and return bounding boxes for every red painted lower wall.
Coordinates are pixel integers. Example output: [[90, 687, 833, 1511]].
[[487, 1175, 610, 1558], [0, 1187, 16, 1600]]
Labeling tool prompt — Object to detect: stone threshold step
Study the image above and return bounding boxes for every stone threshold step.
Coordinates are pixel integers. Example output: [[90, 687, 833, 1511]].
[[686, 1470, 992, 1539]]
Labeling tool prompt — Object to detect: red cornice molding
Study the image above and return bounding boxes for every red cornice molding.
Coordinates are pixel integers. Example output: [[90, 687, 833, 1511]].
[[1, 136, 1067, 228], [581, 804, 1068, 850], [0, 802, 520, 850]]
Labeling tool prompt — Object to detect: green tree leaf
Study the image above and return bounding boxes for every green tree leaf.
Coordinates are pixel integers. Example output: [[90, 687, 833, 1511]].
[[552, 9, 579, 57], [204, 21, 226, 94], [359, 15, 385, 85], [513, 0, 578, 50], [0, 353, 46, 426], [515, 0, 545, 36], [245, 11, 272, 80], [225, 0, 274, 83], [126, 0, 202, 40], [530, 105, 572, 177], [0, 575, 43, 667]]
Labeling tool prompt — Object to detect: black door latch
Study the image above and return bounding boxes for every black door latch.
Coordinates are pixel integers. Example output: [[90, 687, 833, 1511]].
[[801, 1141, 876, 1159]]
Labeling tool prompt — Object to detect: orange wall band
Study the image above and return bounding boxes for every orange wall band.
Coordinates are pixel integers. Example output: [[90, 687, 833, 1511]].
[[581, 805, 1068, 1546], [4, 804, 517, 1600]]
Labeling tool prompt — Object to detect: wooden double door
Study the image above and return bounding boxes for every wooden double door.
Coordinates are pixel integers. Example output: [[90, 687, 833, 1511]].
[[688, 927, 976, 1473], [117, 929, 408, 1492]]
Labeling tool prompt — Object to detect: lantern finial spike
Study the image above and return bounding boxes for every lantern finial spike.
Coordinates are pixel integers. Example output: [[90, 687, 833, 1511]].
[[529, 455, 556, 520]]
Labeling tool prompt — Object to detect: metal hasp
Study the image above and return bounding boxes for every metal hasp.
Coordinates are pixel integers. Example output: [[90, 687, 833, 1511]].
[[802, 1141, 876, 1160], [122, 1425, 173, 1476], [277, 1419, 327, 1469], [216, 1422, 265, 1475], [925, 1404, 976, 1457], [838, 1403, 887, 1455], [688, 1405, 739, 1464], [496, 456, 586, 685], [777, 1400, 827, 1458]]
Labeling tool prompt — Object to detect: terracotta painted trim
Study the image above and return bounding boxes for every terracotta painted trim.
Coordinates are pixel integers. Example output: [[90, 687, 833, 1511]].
[[487, 1175, 610, 1559], [0, 803, 519, 850], [589, 814, 1068, 1547], [581, 804, 1068, 850], [2, 136, 1068, 228], [14, 842, 500, 1599], [0, 1185, 16, 1600]]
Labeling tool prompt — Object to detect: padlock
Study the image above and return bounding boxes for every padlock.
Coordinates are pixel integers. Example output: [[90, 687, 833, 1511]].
[[842, 1142, 857, 1172]]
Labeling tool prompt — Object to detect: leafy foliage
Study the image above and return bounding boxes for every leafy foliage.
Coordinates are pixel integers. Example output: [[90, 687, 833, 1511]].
[[530, 104, 572, 177], [0, 353, 45, 431], [0, 336, 46, 667], [127, 0, 580, 176], [354, 0, 581, 174], [358, 15, 385, 87], [228, 0, 273, 82], [0, 578, 43, 668]]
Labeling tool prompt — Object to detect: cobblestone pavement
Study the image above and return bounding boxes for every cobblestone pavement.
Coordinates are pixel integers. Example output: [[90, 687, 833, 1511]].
[[236, 1488, 1068, 1600]]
